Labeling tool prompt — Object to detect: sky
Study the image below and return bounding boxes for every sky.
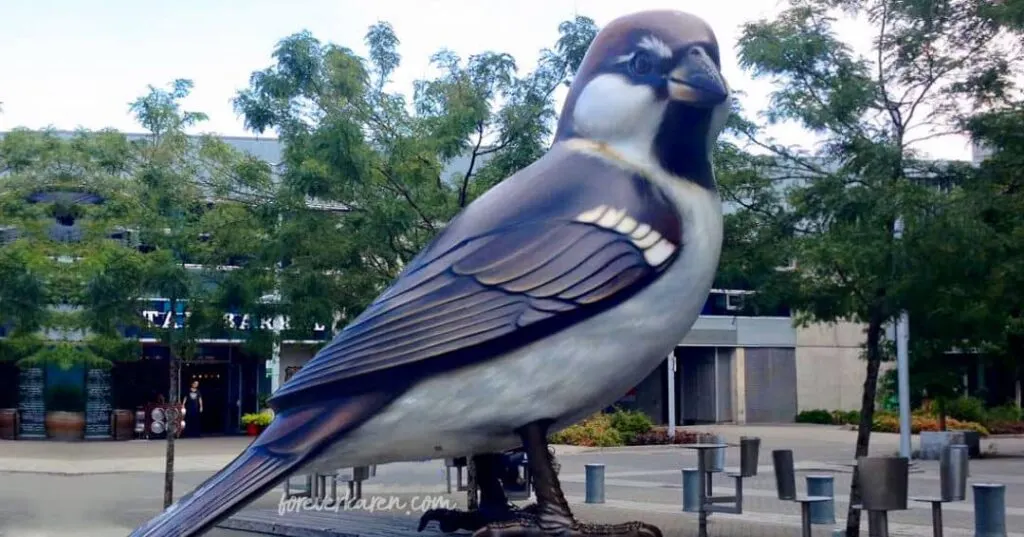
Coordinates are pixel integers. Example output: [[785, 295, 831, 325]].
[[0, 0, 979, 161]]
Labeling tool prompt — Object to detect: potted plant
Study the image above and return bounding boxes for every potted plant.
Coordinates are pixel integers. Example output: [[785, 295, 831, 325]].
[[241, 413, 260, 436], [45, 384, 86, 441], [241, 409, 273, 436]]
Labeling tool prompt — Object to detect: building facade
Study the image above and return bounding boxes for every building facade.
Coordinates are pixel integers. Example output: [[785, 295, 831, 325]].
[[1, 130, 885, 440]]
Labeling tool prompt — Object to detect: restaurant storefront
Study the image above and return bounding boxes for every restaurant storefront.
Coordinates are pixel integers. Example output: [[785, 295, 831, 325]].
[[1, 298, 333, 440]]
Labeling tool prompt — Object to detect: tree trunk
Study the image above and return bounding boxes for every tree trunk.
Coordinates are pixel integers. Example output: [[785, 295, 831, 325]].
[[938, 398, 947, 431], [466, 457, 479, 510], [845, 317, 884, 537], [164, 296, 180, 509]]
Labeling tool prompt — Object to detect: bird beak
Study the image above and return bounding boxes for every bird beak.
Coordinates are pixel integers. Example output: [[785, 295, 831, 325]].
[[667, 49, 728, 107]]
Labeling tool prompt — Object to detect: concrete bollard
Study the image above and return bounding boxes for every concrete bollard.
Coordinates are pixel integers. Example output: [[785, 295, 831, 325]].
[[807, 474, 836, 524], [585, 463, 605, 504], [682, 468, 700, 512], [972, 484, 1006, 537]]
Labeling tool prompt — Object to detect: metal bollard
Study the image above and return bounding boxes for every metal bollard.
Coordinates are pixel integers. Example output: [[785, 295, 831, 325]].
[[972, 484, 1007, 537], [807, 474, 836, 524], [682, 468, 701, 512], [739, 436, 761, 477], [771, 450, 797, 500], [708, 434, 726, 472], [585, 463, 605, 504], [941, 445, 969, 502]]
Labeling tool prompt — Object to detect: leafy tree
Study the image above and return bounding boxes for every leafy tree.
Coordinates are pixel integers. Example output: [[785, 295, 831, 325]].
[[232, 17, 597, 327], [961, 105, 1024, 407], [128, 79, 276, 507], [728, 1, 1022, 534], [0, 243, 48, 365]]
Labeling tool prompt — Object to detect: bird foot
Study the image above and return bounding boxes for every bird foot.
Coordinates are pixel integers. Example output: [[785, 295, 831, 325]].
[[470, 518, 663, 537], [418, 505, 536, 533]]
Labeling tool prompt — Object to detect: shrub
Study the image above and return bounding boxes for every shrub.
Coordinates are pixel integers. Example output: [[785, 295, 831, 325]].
[[45, 385, 85, 412], [241, 409, 274, 427], [944, 396, 987, 424], [985, 404, 1022, 424], [550, 413, 623, 447], [987, 421, 1024, 435], [948, 418, 989, 436], [871, 414, 989, 436], [829, 410, 860, 425], [629, 429, 700, 445], [608, 408, 654, 443], [795, 409, 833, 424]]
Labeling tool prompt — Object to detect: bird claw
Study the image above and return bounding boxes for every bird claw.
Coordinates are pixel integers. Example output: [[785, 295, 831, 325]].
[[470, 519, 663, 537], [418, 506, 536, 533]]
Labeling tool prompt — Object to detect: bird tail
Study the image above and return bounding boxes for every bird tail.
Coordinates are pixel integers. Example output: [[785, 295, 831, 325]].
[[127, 392, 396, 537]]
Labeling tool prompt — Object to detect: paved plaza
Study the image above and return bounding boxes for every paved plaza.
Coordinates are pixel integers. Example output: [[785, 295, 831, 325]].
[[0, 425, 1021, 536]]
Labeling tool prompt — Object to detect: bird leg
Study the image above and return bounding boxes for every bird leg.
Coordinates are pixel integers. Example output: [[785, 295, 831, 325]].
[[471, 420, 663, 537], [419, 453, 536, 533]]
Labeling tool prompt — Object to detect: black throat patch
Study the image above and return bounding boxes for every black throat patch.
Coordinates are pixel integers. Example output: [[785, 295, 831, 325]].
[[653, 102, 717, 192]]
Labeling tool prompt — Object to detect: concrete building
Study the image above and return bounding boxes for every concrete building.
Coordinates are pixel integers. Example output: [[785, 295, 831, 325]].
[[2, 129, 887, 436]]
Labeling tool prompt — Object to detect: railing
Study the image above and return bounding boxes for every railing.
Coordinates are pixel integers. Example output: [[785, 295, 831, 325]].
[[702, 289, 791, 318]]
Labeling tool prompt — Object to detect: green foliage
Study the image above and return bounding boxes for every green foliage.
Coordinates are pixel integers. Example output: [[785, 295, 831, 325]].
[[872, 411, 989, 436], [628, 429, 702, 445], [0, 333, 44, 364], [18, 342, 110, 371], [45, 384, 85, 412], [795, 409, 833, 424], [0, 79, 278, 377], [795, 409, 860, 425], [836, 410, 861, 425], [943, 396, 988, 424], [549, 412, 622, 447], [730, 6, 1023, 532], [985, 404, 1023, 424], [550, 408, 659, 447], [233, 17, 597, 321], [241, 410, 274, 427], [607, 407, 654, 443], [0, 243, 49, 334]]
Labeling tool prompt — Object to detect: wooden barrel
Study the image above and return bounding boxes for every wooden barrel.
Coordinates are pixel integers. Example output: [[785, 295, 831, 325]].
[[0, 408, 17, 440], [113, 409, 134, 440], [45, 411, 85, 441]]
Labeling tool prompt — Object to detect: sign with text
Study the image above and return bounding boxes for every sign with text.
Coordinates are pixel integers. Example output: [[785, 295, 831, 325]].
[[18, 367, 45, 439], [122, 299, 333, 341], [85, 369, 112, 439]]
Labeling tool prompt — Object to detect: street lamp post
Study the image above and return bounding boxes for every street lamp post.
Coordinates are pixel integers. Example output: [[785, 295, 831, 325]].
[[667, 352, 677, 438], [895, 217, 912, 459]]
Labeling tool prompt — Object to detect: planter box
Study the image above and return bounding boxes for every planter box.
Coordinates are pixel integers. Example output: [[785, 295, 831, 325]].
[[919, 431, 980, 460], [949, 430, 981, 458]]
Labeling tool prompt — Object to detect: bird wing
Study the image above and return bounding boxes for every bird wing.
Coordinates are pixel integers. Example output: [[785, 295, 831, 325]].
[[270, 144, 685, 406], [128, 392, 398, 537]]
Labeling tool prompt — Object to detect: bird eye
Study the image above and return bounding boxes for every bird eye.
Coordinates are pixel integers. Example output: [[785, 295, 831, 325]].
[[628, 51, 655, 76]]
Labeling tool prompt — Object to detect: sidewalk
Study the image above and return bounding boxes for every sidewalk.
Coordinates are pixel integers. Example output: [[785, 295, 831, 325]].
[[221, 493, 1024, 537], [0, 437, 250, 473], [0, 439, 600, 474]]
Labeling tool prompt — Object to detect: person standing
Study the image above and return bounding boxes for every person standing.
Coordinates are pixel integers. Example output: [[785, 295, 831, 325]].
[[182, 380, 203, 437]]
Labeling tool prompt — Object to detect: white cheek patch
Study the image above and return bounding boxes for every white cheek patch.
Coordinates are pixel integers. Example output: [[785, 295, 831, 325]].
[[706, 94, 733, 150], [638, 35, 673, 59], [574, 205, 678, 267], [572, 74, 664, 146]]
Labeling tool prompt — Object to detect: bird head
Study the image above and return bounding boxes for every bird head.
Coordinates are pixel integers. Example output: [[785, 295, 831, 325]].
[[555, 10, 731, 191]]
